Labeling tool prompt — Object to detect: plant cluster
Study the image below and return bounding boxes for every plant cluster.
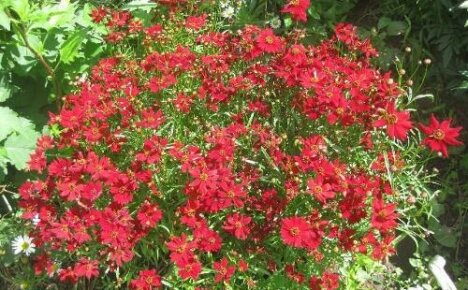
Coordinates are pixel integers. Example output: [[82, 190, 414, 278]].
[[13, 1, 464, 289]]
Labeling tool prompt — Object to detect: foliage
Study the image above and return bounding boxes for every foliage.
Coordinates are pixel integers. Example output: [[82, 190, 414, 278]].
[[0, 0, 106, 182]]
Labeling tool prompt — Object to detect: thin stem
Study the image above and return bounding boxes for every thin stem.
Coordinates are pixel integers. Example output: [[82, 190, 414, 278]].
[[6, 9, 62, 109]]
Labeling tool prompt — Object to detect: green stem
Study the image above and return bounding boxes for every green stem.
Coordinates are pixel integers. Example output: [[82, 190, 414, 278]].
[[6, 9, 62, 109]]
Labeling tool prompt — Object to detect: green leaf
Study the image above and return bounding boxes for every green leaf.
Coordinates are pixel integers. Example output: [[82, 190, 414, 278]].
[[0, 106, 22, 141], [4, 127, 40, 170], [0, 74, 11, 102], [386, 21, 408, 36], [0, 9, 10, 30], [378, 17, 392, 30], [9, 0, 30, 21], [60, 29, 87, 64]]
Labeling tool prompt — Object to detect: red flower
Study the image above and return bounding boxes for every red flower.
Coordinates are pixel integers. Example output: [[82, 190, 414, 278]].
[[166, 234, 196, 265], [130, 269, 161, 290], [136, 201, 162, 229], [185, 14, 207, 30], [74, 258, 99, 279], [189, 167, 219, 194], [148, 74, 177, 93], [371, 199, 397, 232], [222, 213, 252, 240], [91, 6, 107, 23], [178, 259, 202, 280], [256, 29, 284, 53], [136, 109, 165, 129], [309, 272, 340, 290], [281, 0, 310, 22], [373, 105, 413, 140], [213, 258, 236, 283], [280, 216, 311, 248], [419, 114, 463, 157], [307, 176, 335, 203]]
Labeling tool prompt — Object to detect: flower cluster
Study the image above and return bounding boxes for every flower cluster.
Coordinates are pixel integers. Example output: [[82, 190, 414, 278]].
[[281, 0, 311, 22], [20, 1, 462, 289]]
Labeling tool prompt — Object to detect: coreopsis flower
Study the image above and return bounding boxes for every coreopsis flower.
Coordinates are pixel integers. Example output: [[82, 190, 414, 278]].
[[130, 269, 161, 290], [307, 176, 335, 203], [256, 29, 285, 53], [281, 0, 311, 22], [419, 114, 463, 157], [373, 105, 413, 140], [185, 14, 207, 30], [213, 258, 236, 283], [74, 258, 99, 279], [178, 259, 202, 280], [371, 199, 398, 232], [280, 216, 311, 248], [222, 213, 252, 240], [12, 235, 36, 256], [309, 272, 340, 290]]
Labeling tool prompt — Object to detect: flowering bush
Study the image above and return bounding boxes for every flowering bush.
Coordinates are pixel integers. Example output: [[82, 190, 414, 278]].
[[18, 1, 462, 289]]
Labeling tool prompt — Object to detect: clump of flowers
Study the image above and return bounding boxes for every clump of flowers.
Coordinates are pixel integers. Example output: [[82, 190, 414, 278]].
[[19, 1, 462, 289]]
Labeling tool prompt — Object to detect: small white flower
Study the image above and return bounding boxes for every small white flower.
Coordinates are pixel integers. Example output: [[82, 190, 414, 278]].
[[12, 235, 36, 256], [270, 17, 282, 29], [222, 6, 235, 19]]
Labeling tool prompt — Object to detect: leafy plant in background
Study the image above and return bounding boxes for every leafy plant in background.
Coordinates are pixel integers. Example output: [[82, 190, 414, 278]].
[[0, 0, 106, 184]]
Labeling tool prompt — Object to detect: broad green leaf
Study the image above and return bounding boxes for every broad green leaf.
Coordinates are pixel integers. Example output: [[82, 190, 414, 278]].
[[0, 9, 10, 31], [7, 44, 37, 74], [4, 127, 40, 170], [0, 106, 22, 141], [60, 29, 87, 64]]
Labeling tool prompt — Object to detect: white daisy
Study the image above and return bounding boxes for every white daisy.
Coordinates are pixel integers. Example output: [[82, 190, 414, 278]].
[[221, 6, 235, 19], [12, 235, 36, 256]]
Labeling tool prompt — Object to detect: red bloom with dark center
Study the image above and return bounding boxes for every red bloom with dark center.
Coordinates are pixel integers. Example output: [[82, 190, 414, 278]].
[[166, 234, 196, 265], [371, 199, 398, 232], [136, 201, 163, 229], [280, 216, 311, 248], [222, 213, 252, 240], [74, 258, 99, 280], [130, 269, 161, 290], [178, 259, 202, 280], [256, 29, 284, 53], [373, 105, 413, 140], [307, 175, 335, 203], [419, 114, 463, 157], [281, 0, 311, 22], [213, 258, 236, 283]]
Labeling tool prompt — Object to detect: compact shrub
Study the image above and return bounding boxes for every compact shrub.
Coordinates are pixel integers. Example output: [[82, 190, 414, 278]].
[[17, 1, 462, 289]]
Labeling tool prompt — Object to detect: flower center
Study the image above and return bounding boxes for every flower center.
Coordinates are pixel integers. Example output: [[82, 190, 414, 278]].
[[289, 0, 300, 6], [289, 227, 299, 236], [21, 242, 30, 250], [265, 36, 274, 44], [314, 186, 322, 194], [200, 173, 208, 181], [386, 114, 398, 125], [432, 129, 445, 140]]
